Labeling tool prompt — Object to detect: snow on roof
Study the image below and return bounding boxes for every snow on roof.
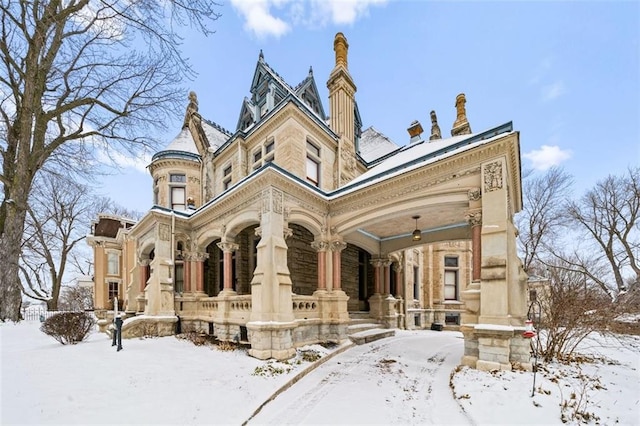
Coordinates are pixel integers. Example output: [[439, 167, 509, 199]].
[[358, 127, 399, 163], [201, 119, 232, 150], [164, 128, 199, 155], [336, 124, 514, 197]]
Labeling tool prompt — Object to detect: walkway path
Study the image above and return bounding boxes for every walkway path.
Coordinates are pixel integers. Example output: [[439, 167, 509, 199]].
[[247, 331, 473, 425]]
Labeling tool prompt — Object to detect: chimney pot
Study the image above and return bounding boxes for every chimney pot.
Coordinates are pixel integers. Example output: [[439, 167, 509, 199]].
[[407, 120, 423, 143]]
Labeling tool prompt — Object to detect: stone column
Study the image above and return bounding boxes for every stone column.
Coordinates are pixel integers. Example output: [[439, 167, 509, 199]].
[[368, 258, 385, 321], [192, 252, 208, 294], [330, 241, 347, 291], [467, 209, 482, 282], [310, 240, 329, 291], [247, 188, 296, 361], [383, 260, 392, 295], [217, 241, 239, 295]]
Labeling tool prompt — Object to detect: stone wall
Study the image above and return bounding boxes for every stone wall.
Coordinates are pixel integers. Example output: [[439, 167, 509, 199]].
[[287, 224, 317, 295]]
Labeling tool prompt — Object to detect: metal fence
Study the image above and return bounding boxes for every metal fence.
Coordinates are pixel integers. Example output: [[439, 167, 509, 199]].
[[21, 309, 94, 322]]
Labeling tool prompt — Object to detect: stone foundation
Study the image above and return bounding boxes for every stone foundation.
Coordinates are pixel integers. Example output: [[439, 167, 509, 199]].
[[121, 315, 178, 338]]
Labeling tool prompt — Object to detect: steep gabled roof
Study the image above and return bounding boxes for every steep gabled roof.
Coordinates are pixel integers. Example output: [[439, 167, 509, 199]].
[[236, 53, 327, 133]]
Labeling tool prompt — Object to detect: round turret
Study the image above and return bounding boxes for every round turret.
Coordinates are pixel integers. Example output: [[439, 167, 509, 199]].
[[148, 127, 202, 211]]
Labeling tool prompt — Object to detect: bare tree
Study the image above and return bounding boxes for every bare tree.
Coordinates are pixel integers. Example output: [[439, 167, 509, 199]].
[[536, 260, 613, 362], [516, 166, 573, 273], [58, 285, 93, 311], [20, 174, 109, 309], [553, 168, 640, 300], [0, 0, 220, 321]]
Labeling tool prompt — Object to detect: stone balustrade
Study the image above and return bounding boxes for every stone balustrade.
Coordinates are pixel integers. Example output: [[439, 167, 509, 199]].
[[292, 295, 319, 320]]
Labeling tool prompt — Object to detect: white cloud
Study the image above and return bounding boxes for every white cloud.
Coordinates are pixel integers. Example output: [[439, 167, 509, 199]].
[[231, 0, 388, 38], [97, 146, 152, 173], [523, 145, 572, 171], [541, 81, 566, 101], [310, 0, 388, 25], [230, 0, 292, 39]]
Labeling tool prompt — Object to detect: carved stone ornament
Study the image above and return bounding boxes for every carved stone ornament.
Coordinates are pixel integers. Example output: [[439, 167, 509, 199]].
[[330, 241, 347, 252], [158, 224, 170, 241], [217, 242, 239, 253], [262, 189, 270, 213], [483, 161, 503, 192], [272, 189, 283, 214], [465, 209, 482, 227], [254, 226, 262, 237], [468, 187, 482, 201], [283, 227, 293, 239], [310, 240, 330, 252]]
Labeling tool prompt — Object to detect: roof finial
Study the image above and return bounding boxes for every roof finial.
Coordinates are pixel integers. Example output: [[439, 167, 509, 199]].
[[259, 49, 264, 61], [334, 32, 349, 68], [309, 65, 313, 76], [429, 110, 442, 140], [183, 91, 198, 127], [451, 93, 472, 136]]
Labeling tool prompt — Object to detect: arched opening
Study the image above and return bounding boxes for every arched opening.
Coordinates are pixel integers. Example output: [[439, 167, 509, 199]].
[[202, 225, 259, 296], [287, 223, 318, 296], [341, 244, 374, 312]]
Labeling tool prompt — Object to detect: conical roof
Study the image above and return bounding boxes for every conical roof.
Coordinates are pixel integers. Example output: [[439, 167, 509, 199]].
[[151, 127, 201, 162]]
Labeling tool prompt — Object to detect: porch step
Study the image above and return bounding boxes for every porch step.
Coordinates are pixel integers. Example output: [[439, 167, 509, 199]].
[[349, 311, 372, 320], [349, 328, 395, 345], [346, 322, 379, 334]]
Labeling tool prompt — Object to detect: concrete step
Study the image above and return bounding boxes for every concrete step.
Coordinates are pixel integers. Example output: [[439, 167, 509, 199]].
[[349, 328, 395, 345], [349, 311, 372, 320], [346, 323, 379, 334]]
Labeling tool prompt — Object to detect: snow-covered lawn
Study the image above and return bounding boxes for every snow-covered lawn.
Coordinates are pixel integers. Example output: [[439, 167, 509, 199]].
[[1, 320, 638, 425]]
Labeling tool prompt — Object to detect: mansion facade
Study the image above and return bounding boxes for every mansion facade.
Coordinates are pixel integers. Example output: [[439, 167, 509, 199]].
[[88, 33, 530, 371]]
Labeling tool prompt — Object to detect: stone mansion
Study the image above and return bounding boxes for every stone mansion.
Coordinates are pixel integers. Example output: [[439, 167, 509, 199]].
[[87, 33, 530, 371]]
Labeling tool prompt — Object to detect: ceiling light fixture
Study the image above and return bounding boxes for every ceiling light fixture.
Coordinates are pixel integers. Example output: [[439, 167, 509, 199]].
[[412, 215, 421, 241]]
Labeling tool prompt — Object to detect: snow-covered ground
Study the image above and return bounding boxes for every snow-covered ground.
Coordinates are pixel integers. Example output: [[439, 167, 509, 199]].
[[1, 320, 638, 425]]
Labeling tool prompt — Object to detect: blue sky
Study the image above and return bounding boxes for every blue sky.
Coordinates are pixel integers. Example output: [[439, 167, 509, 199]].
[[102, 0, 639, 213]]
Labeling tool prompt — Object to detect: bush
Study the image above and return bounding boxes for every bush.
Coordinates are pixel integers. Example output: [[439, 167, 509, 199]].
[[40, 312, 96, 345]]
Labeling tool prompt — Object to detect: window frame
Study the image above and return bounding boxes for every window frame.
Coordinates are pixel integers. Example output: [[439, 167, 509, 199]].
[[306, 139, 321, 187], [444, 256, 459, 301], [107, 252, 119, 276]]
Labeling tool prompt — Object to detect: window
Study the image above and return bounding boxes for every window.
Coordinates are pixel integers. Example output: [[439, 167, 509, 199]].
[[171, 186, 186, 210], [265, 139, 275, 154], [444, 256, 459, 300], [306, 140, 321, 186], [107, 252, 119, 275], [223, 165, 232, 190], [253, 150, 262, 164], [108, 281, 119, 301], [413, 266, 420, 300], [175, 263, 184, 293]]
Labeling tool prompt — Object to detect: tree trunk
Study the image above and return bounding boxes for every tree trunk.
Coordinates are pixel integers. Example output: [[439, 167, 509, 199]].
[[0, 202, 27, 321]]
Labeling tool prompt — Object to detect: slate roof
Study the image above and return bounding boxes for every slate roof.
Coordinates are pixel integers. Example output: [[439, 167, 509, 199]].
[[201, 119, 232, 150]]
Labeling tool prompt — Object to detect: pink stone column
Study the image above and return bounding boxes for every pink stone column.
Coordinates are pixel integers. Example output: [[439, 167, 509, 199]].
[[371, 259, 383, 294], [466, 210, 482, 282], [311, 241, 329, 291], [196, 260, 204, 292], [330, 241, 347, 291], [183, 259, 191, 292], [394, 263, 403, 298], [217, 242, 239, 292], [383, 261, 392, 295]]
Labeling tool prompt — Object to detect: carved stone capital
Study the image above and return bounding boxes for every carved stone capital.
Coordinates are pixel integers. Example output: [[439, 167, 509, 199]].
[[330, 241, 347, 252], [465, 209, 483, 227], [217, 242, 239, 253], [310, 240, 330, 252], [185, 252, 209, 262], [254, 227, 262, 237]]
